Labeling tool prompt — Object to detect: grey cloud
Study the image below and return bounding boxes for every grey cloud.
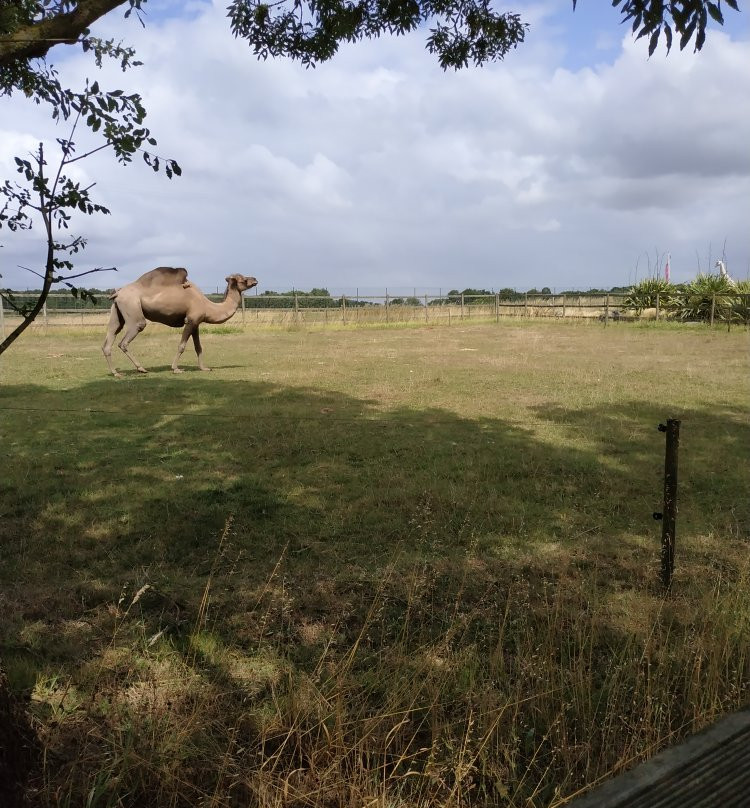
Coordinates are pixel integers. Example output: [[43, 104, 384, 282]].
[[1, 3, 748, 293]]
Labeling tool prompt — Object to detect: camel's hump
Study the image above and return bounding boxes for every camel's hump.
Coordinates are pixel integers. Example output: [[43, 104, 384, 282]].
[[134, 267, 189, 287]]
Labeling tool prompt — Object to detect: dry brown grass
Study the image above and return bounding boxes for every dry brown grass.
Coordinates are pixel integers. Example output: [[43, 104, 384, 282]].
[[0, 318, 748, 806]]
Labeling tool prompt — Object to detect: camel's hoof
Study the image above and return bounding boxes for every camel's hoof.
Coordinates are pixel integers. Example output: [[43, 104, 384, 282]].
[[199, 367, 212, 372], [137, 367, 148, 374], [113, 372, 123, 379], [173, 368, 185, 374]]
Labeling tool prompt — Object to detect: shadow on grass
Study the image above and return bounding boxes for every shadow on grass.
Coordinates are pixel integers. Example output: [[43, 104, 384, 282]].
[[1, 375, 747, 665], [0, 377, 748, 806], [125, 364, 248, 373], [534, 401, 749, 549]]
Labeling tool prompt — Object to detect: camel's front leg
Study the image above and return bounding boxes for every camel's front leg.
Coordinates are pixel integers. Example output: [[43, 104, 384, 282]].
[[192, 327, 211, 371], [172, 321, 195, 373]]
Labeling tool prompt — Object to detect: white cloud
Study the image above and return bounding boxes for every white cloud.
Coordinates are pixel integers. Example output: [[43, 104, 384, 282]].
[[1, 0, 748, 293]]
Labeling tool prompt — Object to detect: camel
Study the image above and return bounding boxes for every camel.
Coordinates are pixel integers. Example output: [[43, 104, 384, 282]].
[[102, 267, 257, 377]]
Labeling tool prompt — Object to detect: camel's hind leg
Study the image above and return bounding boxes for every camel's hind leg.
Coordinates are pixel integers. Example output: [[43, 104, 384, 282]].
[[117, 319, 149, 373], [111, 296, 149, 373], [102, 304, 125, 377]]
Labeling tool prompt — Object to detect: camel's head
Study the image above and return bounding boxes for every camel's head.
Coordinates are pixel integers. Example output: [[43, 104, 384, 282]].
[[226, 274, 258, 293]]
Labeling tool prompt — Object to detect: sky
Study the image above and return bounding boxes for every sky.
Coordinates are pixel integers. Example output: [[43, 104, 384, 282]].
[[1, 0, 749, 295]]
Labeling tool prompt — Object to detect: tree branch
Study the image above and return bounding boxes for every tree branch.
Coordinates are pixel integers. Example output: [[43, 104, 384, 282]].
[[62, 142, 111, 165], [55, 265, 117, 281], [0, 0, 129, 67]]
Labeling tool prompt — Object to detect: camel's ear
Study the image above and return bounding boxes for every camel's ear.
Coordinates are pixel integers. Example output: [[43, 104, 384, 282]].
[[225, 275, 236, 285]]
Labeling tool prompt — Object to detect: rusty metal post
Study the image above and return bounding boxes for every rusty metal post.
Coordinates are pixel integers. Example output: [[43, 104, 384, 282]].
[[654, 419, 680, 589]]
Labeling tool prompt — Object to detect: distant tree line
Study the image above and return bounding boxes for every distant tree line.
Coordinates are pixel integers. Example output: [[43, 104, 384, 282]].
[[241, 289, 374, 309], [3, 284, 638, 310]]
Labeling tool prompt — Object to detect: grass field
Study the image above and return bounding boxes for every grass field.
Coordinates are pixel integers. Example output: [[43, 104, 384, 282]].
[[1, 318, 748, 807]]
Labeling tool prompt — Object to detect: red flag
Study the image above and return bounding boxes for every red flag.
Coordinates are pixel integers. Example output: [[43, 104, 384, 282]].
[[665, 253, 671, 283]]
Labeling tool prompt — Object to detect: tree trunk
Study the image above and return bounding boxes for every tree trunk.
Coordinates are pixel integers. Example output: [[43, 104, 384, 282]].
[[0, 0, 128, 67]]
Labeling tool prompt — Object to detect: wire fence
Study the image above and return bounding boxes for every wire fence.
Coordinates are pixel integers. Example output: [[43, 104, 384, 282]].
[[2, 290, 749, 335]]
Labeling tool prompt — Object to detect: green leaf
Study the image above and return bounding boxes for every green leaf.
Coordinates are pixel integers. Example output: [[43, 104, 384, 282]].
[[679, 20, 696, 50], [707, 2, 724, 24]]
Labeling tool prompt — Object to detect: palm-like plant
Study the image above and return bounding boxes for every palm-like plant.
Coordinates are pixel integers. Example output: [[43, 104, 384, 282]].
[[622, 278, 676, 313], [677, 274, 740, 322], [730, 280, 750, 324]]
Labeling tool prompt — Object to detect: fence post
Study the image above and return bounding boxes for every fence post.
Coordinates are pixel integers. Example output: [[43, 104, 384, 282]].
[[43, 301, 48, 330], [495, 293, 499, 323], [561, 294, 566, 319], [656, 292, 660, 321], [604, 293, 609, 327], [461, 293, 465, 320], [294, 291, 299, 323], [655, 419, 680, 590], [710, 293, 716, 326], [0, 293, 4, 340], [524, 292, 528, 319]]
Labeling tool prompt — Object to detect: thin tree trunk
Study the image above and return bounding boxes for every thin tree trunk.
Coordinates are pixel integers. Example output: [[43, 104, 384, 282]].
[[0, 243, 55, 356]]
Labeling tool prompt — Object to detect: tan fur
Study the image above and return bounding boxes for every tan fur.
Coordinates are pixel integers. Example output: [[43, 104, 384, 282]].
[[102, 267, 257, 377]]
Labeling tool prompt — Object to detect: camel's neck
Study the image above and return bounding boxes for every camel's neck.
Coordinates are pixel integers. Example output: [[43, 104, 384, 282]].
[[203, 287, 242, 324]]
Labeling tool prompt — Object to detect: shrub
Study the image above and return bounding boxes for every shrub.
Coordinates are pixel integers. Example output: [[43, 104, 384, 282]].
[[731, 280, 750, 324], [622, 278, 676, 313], [677, 274, 742, 323]]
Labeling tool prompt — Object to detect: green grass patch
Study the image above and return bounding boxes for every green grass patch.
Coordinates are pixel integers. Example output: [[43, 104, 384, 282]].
[[0, 319, 748, 806]]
